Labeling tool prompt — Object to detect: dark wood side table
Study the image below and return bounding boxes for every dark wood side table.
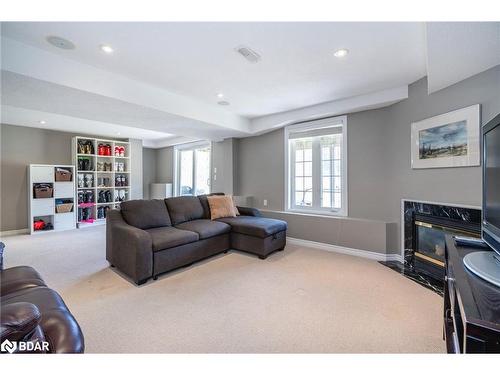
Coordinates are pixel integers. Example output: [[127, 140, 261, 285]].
[[444, 235, 500, 353]]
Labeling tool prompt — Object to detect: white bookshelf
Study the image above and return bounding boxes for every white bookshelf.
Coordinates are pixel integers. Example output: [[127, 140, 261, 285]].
[[28, 164, 76, 234], [72, 136, 131, 227]]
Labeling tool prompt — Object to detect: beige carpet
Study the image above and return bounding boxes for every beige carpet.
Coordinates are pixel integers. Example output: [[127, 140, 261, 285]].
[[2, 226, 445, 353]]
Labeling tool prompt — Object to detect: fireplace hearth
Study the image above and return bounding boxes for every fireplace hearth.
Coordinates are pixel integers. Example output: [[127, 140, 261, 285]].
[[380, 200, 481, 295]]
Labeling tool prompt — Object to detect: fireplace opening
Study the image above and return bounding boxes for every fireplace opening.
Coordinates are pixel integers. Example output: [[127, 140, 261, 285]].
[[413, 214, 480, 280]]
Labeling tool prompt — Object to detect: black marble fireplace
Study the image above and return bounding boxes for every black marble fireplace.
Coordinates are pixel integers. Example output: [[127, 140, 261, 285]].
[[381, 200, 481, 295]]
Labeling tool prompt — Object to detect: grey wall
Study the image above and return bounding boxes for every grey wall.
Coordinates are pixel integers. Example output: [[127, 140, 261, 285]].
[[156, 146, 174, 183], [237, 128, 285, 210], [346, 107, 394, 221], [211, 138, 237, 194], [142, 147, 157, 199], [263, 210, 396, 254], [129, 138, 143, 200], [236, 107, 393, 217], [1, 124, 76, 231], [236, 65, 500, 254]]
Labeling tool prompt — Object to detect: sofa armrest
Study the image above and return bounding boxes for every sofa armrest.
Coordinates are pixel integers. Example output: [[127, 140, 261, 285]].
[[106, 210, 153, 283], [0, 241, 4, 271], [237, 206, 262, 217], [1, 302, 42, 343]]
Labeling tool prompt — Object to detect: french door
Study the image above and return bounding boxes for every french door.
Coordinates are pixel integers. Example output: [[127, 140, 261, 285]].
[[175, 142, 211, 196]]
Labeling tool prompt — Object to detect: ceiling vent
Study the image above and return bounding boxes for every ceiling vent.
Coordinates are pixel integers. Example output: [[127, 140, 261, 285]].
[[235, 46, 261, 63], [46, 36, 75, 50]]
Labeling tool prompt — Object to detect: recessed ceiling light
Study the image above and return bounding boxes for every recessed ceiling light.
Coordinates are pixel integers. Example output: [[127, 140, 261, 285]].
[[117, 132, 121, 136], [39, 120, 46, 125], [100, 44, 114, 54], [218, 101, 230, 106], [216, 93, 224, 98], [46, 36, 75, 50], [334, 48, 349, 58]]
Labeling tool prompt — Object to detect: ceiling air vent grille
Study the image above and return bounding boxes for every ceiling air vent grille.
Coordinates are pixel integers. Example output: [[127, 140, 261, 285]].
[[235, 46, 261, 63]]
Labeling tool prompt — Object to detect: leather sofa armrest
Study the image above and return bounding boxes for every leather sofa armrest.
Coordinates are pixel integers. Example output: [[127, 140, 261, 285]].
[[237, 206, 262, 217], [0, 241, 4, 271], [106, 210, 153, 283], [1, 302, 42, 343]]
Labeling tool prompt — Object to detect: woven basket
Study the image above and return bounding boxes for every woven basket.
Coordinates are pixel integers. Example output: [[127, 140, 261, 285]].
[[55, 169, 72, 182], [56, 203, 74, 213]]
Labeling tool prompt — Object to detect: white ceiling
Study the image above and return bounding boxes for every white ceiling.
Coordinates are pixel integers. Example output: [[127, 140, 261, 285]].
[[1, 22, 497, 146], [426, 22, 500, 93], [1, 70, 248, 141], [0, 105, 194, 148], [1, 22, 427, 117]]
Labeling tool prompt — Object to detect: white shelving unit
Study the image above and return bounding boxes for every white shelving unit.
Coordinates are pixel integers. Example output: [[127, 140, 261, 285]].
[[72, 136, 131, 228], [28, 164, 76, 234]]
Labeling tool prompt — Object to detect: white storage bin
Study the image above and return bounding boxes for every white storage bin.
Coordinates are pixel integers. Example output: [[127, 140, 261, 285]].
[[54, 182, 75, 198], [54, 212, 76, 230], [32, 198, 55, 216], [31, 166, 54, 183]]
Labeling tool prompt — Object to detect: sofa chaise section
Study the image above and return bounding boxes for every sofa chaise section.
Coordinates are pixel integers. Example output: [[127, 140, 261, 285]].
[[216, 215, 287, 259]]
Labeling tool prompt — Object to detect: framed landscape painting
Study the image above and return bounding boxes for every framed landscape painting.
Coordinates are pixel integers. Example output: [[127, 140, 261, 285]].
[[411, 104, 480, 169]]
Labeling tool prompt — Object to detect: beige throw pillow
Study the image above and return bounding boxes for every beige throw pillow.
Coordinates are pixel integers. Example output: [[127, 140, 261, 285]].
[[208, 195, 238, 220]]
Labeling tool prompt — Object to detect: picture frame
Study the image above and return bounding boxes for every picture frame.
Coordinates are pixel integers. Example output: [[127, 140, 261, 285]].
[[411, 104, 481, 169]]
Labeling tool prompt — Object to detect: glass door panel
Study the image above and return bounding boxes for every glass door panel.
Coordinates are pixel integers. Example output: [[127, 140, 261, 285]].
[[195, 147, 211, 195], [179, 149, 194, 195]]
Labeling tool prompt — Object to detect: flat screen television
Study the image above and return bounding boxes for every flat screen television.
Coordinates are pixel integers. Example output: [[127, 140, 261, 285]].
[[482, 113, 500, 256]]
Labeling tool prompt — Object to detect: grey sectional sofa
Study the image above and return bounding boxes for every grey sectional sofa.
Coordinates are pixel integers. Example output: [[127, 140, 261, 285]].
[[106, 195, 287, 285]]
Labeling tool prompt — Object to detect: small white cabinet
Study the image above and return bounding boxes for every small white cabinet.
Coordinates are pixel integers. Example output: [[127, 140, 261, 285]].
[[28, 164, 76, 234]]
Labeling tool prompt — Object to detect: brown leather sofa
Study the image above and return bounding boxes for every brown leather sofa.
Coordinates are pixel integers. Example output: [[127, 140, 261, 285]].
[[0, 266, 84, 353], [106, 195, 287, 285]]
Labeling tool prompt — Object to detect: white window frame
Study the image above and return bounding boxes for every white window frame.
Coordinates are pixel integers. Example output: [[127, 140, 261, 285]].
[[284, 115, 348, 216], [173, 140, 211, 197]]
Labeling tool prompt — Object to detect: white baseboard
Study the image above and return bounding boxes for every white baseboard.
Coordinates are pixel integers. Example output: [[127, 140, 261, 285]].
[[0, 228, 29, 237], [386, 253, 403, 262], [287, 237, 403, 262]]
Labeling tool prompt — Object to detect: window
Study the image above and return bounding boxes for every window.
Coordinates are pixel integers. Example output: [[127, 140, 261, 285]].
[[285, 116, 347, 216], [174, 141, 211, 196]]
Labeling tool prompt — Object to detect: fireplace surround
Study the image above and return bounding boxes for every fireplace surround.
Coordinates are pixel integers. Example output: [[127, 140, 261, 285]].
[[381, 199, 481, 295], [403, 199, 481, 270]]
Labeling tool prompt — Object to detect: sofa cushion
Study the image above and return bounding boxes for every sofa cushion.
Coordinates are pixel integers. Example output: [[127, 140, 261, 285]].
[[216, 216, 287, 238], [207, 195, 238, 220], [165, 196, 204, 225], [120, 199, 171, 229], [145, 227, 199, 251], [198, 193, 225, 219], [175, 219, 231, 240]]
